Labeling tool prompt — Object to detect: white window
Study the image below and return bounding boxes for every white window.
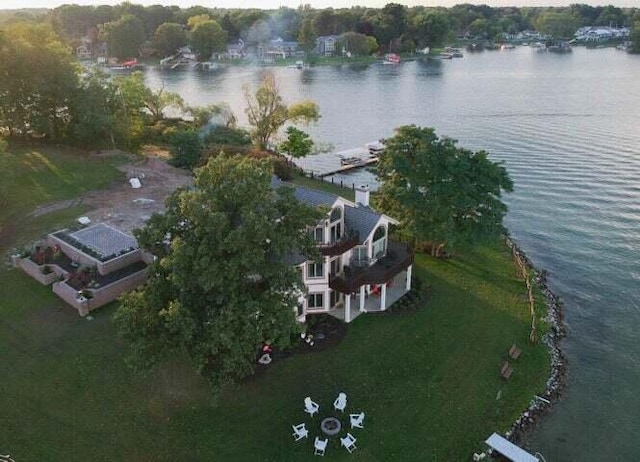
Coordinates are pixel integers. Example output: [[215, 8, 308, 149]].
[[352, 245, 368, 266], [330, 222, 342, 243], [330, 258, 341, 276], [311, 226, 324, 243], [372, 226, 387, 259], [330, 290, 340, 307], [308, 293, 324, 309], [307, 261, 324, 278]]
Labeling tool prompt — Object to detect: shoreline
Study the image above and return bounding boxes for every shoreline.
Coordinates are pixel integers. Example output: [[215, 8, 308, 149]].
[[504, 237, 568, 450]]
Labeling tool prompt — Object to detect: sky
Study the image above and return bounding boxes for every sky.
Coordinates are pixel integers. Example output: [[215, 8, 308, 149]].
[[2, 0, 637, 9]]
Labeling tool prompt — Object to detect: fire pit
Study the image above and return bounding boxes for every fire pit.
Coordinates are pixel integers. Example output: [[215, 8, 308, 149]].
[[320, 417, 342, 436]]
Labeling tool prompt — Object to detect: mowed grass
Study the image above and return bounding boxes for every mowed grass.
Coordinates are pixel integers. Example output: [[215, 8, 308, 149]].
[[0, 144, 123, 227], [0, 150, 550, 461]]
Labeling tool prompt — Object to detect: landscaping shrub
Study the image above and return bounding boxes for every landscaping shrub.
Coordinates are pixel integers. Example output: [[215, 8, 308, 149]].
[[272, 157, 296, 181]]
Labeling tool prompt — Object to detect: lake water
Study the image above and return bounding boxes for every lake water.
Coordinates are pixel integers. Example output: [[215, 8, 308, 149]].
[[146, 48, 640, 461]]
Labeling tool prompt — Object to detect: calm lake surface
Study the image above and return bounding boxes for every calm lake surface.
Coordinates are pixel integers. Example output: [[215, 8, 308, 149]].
[[146, 48, 640, 461]]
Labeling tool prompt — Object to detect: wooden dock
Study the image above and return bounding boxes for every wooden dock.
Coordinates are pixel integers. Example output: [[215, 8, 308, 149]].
[[317, 156, 378, 178]]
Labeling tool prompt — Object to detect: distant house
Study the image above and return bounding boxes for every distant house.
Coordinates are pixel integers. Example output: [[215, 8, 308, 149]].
[[76, 44, 92, 60], [273, 178, 414, 323], [574, 26, 630, 43], [218, 40, 245, 60], [316, 35, 340, 56]]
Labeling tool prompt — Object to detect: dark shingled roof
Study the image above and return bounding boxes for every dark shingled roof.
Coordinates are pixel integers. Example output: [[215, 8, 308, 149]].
[[271, 175, 384, 245], [344, 206, 383, 244], [271, 176, 340, 209]]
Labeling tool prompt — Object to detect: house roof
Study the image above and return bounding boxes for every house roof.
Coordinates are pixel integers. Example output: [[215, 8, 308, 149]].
[[344, 205, 383, 244], [69, 223, 138, 258], [271, 176, 340, 209], [271, 176, 390, 244]]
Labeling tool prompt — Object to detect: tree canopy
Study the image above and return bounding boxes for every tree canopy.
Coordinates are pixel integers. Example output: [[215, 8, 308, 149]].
[[189, 18, 228, 59], [0, 22, 78, 140], [102, 13, 145, 60], [244, 72, 320, 150], [376, 125, 514, 255], [114, 155, 321, 391], [154, 22, 187, 57]]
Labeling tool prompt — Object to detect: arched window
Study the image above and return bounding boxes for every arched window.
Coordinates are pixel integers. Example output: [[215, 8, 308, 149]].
[[330, 207, 342, 222], [329, 207, 343, 243], [372, 225, 387, 259]]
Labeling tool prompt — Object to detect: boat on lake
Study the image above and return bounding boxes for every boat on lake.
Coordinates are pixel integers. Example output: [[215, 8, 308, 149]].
[[339, 156, 366, 166], [365, 140, 385, 155], [382, 53, 401, 64]]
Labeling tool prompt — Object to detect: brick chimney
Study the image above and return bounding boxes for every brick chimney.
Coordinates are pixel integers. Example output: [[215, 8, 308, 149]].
[[355, 185, 370, 207]]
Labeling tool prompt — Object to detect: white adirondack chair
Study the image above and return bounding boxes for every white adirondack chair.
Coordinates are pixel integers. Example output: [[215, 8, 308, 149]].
[[304, 396, 319, 417], [333, 392, 347, 412], [340, 432, 357, 453], [349, 412, 365, 429], [292, 423, 308, 441], [314, 436, 328, 456]]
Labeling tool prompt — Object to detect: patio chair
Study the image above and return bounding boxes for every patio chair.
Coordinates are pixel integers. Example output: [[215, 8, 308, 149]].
[[314, 436, 328, 456], [292, 423, 309, 441], [333, 392, 347, 412], [349, 412, 365, 429], [340, 432, 357, 453], [501, 361, 514, 380], [304, 397, 320, 417], [508, 343, 522, 360]]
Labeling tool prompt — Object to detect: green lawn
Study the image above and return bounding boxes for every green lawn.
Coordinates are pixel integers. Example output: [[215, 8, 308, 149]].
[[0, 145, 124, 250], [0, 149, 550, 461]]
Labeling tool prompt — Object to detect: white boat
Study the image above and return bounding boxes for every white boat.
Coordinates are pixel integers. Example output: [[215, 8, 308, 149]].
[[199, 62, 218, 71], [287, 60, 305, 69], [339, 156, 365, 166], [365, 140, 385, 155]]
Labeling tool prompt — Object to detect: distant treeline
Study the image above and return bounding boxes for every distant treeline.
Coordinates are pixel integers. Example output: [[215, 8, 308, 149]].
[[2, 2, 640, 58]]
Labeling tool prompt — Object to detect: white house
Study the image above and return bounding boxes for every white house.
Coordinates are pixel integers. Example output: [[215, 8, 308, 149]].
[[273, 178, 414, 323]]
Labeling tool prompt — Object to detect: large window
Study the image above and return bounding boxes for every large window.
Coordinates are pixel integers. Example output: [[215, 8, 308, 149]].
[[311, 226, 324, 243], [330, 222, 342, 243], [330, 207, 342, 222], [330, 290, 340, 307], [307, 261, 324, 278], [308, 293, 324, 309], [372, 226, 387, 259], [352, 245, 368, 266], [330, 258, 341, 277]]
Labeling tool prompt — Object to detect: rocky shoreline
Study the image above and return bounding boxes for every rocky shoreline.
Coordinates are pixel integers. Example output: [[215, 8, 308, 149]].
[[504, 238, 568, 449]]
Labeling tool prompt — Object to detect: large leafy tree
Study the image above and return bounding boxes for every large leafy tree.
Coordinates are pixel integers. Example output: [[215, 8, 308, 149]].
[[376, 125, 514, 255], [115, 71, 184, 123], [189, 18, 228, 59], [279, 126, 314, 158], [153, 22, 187, 57], [338, 31, 378, 56], [114, 156, 321, 391], [297, 17, 317, 53], [535, 11, 578, 40], [102, 13, 145, 60], [244, 72, 320, 150], [0, 23, 78, 140], [70, 71, 123, 149]]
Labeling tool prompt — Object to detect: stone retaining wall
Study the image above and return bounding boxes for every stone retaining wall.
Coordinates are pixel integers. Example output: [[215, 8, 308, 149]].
[[500, 238, 568, 451], [52, 268, 148, 316], [13, 256, 69, 286]]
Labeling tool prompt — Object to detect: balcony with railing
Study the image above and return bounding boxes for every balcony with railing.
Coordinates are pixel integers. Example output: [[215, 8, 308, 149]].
[[317, 230, 360, 256], [329, 240, 413, 294]]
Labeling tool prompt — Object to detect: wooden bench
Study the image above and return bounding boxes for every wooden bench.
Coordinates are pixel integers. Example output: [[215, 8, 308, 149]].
[[509, 343, 522, 360], [501, 361, 513, 380]]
